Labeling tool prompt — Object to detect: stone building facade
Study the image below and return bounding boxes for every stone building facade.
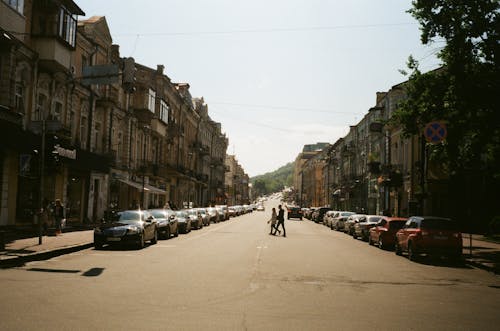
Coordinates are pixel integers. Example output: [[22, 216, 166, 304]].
[[0, 1, 230, 226]]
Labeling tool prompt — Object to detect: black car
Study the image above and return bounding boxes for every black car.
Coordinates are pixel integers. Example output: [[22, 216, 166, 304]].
[[287, 206, 302, 220], [175, 210, 192, 234], [94, 210, 158, 249], [313, 207, 332, 223], [148, 209, 178, 239]]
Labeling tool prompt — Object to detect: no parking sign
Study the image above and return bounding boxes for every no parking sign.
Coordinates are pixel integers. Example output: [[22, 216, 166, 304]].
[[424, 121, 447, 144]]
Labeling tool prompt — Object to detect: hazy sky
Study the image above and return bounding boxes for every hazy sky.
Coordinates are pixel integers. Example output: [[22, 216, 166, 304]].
[[78, 0, 440, 177]]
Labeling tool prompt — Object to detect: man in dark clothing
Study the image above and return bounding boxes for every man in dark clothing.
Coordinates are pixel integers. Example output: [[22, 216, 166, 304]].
[[274, 205, 286, 237]]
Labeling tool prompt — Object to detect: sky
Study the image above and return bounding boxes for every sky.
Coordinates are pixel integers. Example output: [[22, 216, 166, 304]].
[[77, 0, 441, 177]]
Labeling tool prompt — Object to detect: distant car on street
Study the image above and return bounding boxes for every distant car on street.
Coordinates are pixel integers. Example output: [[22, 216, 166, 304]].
[[368, 217, 407, 249], [287, 206, 302, 220], [353, 215, 382, 241], [147, 208, 178, 239], [175, 210, 192, 234]]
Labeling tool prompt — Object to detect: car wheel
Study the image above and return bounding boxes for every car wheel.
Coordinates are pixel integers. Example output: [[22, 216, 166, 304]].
[[378, 236, 384, 249], [368, 236, 373, 246], [174, 227, 179, 237], [94, 241, 103, 250], [151, 230, 158, 244], [395, 240, 402, 255], [352, 232, 357, 239], [137, 233, 145, 249], [408, 242, 417, 261], [165, 227, 170, 240]]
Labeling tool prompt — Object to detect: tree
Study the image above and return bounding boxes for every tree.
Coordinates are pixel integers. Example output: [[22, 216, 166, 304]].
[[394, 0, 500, 177], [392, 1, 500, 230]]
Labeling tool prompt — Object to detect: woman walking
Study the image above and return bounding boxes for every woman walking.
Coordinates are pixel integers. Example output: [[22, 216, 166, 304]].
[[267, 207, 281, 235]]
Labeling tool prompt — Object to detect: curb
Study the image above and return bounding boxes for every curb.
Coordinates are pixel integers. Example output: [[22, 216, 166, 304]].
[[465, 258, 499, 275], [0, 242, 93, 269]]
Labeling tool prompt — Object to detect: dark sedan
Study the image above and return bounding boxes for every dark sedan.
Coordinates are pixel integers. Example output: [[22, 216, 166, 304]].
[[94, 210, 158, 249], [148, 209, 179, 239], [175, 210, 192, 234]]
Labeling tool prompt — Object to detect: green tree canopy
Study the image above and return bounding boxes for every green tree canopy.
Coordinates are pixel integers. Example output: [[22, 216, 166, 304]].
[[393, 0, 500, 178]]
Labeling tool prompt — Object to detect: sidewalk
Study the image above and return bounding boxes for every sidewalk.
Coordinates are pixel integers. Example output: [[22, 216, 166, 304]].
[[0, 229, 94, 268], [1, 229, 499, 273]]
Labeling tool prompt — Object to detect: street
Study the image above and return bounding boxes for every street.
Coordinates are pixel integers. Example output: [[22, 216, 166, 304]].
[[0, 199, 499, 331]]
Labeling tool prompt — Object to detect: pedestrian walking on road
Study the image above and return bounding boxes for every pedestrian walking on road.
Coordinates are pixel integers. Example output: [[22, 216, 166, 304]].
[[274, 205, 286, 237], [267, 208, 281, 235], [53, 199, 65, 236]]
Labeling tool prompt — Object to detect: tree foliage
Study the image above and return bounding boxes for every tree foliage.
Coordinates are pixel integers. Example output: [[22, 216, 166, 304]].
[[392, 0, 500, 178], [250, 162, 294, 197]]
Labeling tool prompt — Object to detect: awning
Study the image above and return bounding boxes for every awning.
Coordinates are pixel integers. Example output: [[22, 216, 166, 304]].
[[144, 183, 166, 194], [333, 189, 341, 196], [118, 179, 144, 191]]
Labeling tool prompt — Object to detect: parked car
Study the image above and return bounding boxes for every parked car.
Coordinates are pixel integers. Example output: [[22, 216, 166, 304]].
[[312, 207, 332, 223], [175, 210, 192, 234], [185, 209, 203, 229], [256, 204, 265, 211], [395, 216, 462, 261], [206, 207, 219, 223], [353, 215, 382, 241], [148, 208, 179, 239], [343, 214, 366, 235], [228, 206, 237, 217], [304, 207, 316, 220], [215, 206, 226, 222], [215, 205, 230, 220], [368, 217, 407, 249], [94, 210, 158, 249], [194, 208, 210, 226], [331, 211, 355, 230], [323, 211, 338, 228], [287, 206, 302, 220]]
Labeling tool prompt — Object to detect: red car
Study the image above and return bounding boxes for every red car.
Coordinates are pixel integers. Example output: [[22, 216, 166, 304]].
[[368, 217, 407, 249], [395, 216, 462, 261]]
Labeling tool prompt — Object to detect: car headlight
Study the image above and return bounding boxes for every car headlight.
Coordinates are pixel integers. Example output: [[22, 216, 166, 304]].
[[126, 226, 140, 234]]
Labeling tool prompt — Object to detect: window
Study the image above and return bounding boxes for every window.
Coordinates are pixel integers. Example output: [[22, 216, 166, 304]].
[[53, 101, 63, 121], [57, 6, 77, 47], [3, 0, 24, 14], [80, 116, 87, 149], [160, 100, 169, 123], [15, 84, 25, 113], [34, 94, 47, 121], [93, 122, 101, 152], [148, 89, 156, 113]]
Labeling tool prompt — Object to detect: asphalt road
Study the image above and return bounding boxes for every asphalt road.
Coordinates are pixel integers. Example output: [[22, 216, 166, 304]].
[[0, 199, 499, 331]]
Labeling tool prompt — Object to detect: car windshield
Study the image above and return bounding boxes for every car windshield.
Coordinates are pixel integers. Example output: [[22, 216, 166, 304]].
[[149, 210, 166, 219], [389, 221, 406, 230], [117, 211, 143, 224], [421, 218, 458, 230], [341, 212, 354, 216], [367, 216, 381, 222], [176, 211, 187, 218]]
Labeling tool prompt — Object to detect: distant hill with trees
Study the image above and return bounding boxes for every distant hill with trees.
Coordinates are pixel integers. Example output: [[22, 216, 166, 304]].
[[251, 162, 294, 197]]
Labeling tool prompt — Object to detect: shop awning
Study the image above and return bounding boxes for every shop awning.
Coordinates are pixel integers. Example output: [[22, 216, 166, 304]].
[[333, 189, 342, 196], [144, 183, 166, 194], [118, 178, 145, 191]]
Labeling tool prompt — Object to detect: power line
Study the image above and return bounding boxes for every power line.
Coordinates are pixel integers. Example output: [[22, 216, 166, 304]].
[[114, 22, 417, 37], [209, 101, 364, 115]]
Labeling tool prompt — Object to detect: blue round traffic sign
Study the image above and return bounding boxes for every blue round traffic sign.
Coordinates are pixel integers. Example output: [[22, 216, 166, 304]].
[[424, 121, 447, 144]]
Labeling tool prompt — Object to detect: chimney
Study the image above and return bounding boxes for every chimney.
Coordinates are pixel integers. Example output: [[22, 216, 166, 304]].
[[157, 65, 164, 74]]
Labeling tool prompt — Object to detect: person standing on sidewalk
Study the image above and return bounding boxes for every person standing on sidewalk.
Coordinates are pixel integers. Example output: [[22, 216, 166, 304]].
[[274, 205, 286, 237], [53, 199, 65, 236]]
